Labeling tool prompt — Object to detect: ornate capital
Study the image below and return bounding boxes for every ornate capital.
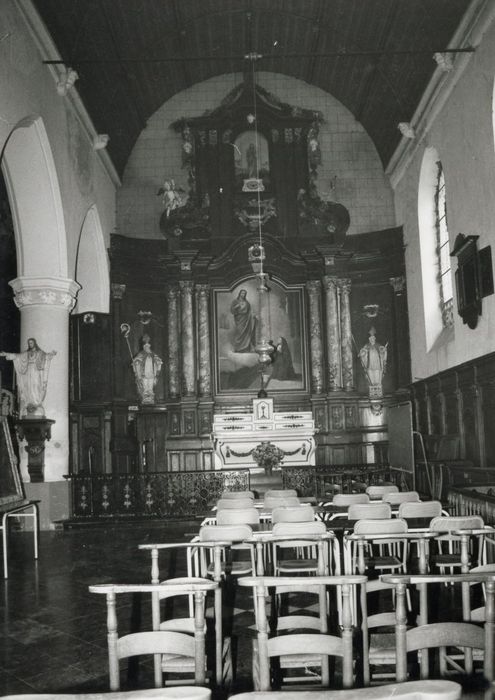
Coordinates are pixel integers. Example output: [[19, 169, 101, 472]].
[[389, 276, 406, 294], [166, 284, 179, 302], [111, 283, 126, 300], [196, 283, 210, 300], [322, 275, 339, 292], [10, 277, 80, 311], [179, 280, 195, 295], [306, 280, 321, 295], [338, 278, 351, 295]]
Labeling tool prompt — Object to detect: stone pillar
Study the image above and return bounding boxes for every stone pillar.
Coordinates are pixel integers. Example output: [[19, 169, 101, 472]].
[[167, 285, 180, 398], [322, 275, 341, 391], [110, 283, 126, 398], [339, 278, 354, 391], [306, 280, 324, 394], [196, 284, 211, 396], [180, 280, 196, 396], [9, 276, 80, 482]]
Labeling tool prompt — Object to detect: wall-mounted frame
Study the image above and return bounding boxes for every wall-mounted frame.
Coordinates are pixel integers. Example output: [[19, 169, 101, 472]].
[[0, 416, 24, 507], [213, 276, 308, 395], [451, 233, 482, 329]]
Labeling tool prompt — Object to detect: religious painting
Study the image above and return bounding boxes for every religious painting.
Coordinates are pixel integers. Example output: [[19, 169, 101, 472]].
[[214, 277, 307, 394], [0, 416, 24, 507], [234, 131, 270, 192]]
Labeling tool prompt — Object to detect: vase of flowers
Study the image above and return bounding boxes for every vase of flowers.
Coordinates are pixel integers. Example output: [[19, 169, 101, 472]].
[[252, 441, 284, 476]]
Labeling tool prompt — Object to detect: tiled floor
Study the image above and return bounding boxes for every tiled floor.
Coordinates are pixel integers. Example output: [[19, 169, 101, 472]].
[[0, 521, 492, 698]]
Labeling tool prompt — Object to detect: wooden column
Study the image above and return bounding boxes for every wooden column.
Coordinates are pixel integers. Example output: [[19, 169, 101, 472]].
[[167, 285, 180, 398], [306, 280, 324, 394], [339, 278, 354, 391], [196, 284, 211, 396], [323, 275, 341, 391], [180, 280, 196, 396]]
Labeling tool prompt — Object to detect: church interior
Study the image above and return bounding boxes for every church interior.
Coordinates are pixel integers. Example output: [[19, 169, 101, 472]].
[[1, 1, 495, 698]]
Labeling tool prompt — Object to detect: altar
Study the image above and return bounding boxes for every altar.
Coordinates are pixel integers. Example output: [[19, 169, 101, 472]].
[[212, 398, 316, 469]]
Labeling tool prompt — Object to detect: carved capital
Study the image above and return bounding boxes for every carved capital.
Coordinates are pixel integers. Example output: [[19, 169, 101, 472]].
[[196, 283, 210, 300], [179, 280, 195, 296], [111, 283, 126, 300], [338, 278, 352, 295], [306, 280, 321, 295], [389, 276, 406, 294], [166, 285, 179, 302], [10, 277, 80, 311], [322, 275, 339, 292]]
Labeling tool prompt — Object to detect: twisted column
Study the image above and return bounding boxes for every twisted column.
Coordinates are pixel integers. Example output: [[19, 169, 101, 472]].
[[339, 278, 354, 391], [180, 280, 196, 396], [196, 284, 211, 396], [166, 285, 180, 398], [322, 276, 341, 391], [306, 280, 324, 394]]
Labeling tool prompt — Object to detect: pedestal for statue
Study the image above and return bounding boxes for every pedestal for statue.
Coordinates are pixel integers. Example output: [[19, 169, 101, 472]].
[[15, 418, 55, 483], [212, 398, 315, 470]]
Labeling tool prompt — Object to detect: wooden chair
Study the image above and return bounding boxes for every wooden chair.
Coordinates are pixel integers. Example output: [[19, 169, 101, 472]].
[[347, 502, 391, 520], [263, 495, 300, 510], [360, 577, 399, 684], [271, 521, 331, 576], [89, 580, 218, 690], [220, 490, 255, 500], [366, 485, 399, 500], [238, 574, 367, 690], [138, 542, 227, 685], [384, 491, 420, 506], [197, 524, 256, 577], [344, 518, 409, 576], [217, 507, 260, 525], [271, 504, 315, 523], [398, 500, 443, 520], [381, 572, 495, 683], [429, 516, 485, 574]]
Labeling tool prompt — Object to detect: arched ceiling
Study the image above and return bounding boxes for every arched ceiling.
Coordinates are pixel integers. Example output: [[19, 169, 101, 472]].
[[33, 0, 473, 177]]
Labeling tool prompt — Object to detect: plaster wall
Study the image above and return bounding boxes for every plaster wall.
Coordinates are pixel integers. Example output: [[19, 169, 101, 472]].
[[118, 72, 395, 239], [393, 17, 495, 381]]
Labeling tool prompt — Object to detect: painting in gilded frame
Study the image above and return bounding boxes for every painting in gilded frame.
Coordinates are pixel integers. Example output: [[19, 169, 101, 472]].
[[214, 277, 307, 394], [0, 416, 24, 507]]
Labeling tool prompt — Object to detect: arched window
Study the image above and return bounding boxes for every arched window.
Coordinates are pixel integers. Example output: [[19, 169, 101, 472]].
[[435, 162, 454, 327], [418, 147, 454, 350]]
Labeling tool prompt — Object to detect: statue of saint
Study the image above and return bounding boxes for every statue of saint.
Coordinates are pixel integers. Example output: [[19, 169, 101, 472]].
[[132, 335, 163, 404], [0, 338, 56, 417], [358, 328, 387, 389]]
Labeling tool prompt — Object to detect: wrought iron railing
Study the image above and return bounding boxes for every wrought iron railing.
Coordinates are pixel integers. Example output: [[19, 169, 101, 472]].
[[68, 470, 249, 519], [281, 464, 395, 497]]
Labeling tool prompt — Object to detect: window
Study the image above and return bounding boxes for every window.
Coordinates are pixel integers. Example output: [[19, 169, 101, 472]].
[[435, 163, 454, 327]]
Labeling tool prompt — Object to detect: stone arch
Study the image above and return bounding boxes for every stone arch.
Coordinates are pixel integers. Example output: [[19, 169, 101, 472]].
[[1, 115, 68, 278], [74, 204, 110, 313]]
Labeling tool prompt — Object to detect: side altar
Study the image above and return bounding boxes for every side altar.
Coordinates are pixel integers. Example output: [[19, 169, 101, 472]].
[[212, 398, 316, 470]]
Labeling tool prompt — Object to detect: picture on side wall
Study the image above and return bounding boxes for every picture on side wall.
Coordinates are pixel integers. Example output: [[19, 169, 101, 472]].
[[214, 278, 306, 393]]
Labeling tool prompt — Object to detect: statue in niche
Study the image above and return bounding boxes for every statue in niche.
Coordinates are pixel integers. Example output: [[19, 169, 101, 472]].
[[0, 338, 56, 417], [132, 334, 163, 404], [358, 327, 388, 400]]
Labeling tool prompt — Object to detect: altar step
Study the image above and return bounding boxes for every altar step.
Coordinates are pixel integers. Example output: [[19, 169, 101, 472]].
[[249, 468, 283, 498]]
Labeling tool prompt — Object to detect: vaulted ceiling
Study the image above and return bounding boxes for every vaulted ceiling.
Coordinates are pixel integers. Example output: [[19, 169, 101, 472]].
[[33, 0, 473, 178]]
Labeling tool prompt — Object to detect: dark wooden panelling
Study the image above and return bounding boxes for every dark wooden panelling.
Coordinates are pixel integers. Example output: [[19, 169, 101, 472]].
[[70, 314, 112, 402], [411, 351, 495, 471]]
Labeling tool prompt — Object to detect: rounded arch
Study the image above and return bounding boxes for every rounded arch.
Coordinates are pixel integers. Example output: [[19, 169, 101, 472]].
[[74, 204, 110, 313], [1, 115, 68, 278], [418, 145, 444, 350]]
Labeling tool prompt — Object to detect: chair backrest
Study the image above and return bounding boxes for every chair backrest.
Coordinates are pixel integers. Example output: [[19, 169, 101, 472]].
[[263, 495, 300, 509], [271, 504, 315, 523], [216, 498, 254, 510], [264, 489, 298, 498], [333, 493, 369, 506], [398, 500, 442, 520], [353, 517, 408, 535], [272, 520, 326, 537], [348, 502, 392, 520], [199, 524, 253, 542], [366, 484, 399, 499], [220, 490, 255, 499], [384, 491, 420, 505], [216, 507, 260, 525], [429, 515, 485, 533], [89, 580, 218, 690]]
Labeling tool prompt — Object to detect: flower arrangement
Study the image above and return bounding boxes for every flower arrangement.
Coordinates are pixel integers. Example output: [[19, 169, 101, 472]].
[[252, 441, 284, 474]]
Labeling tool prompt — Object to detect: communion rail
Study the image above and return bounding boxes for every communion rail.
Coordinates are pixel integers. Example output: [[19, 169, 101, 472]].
[[67, 463, 395, 520]]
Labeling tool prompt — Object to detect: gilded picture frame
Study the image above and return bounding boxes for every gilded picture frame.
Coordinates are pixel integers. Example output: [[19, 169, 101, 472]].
[[213, 277, 307, 395], [0, 416, 24, 507]]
